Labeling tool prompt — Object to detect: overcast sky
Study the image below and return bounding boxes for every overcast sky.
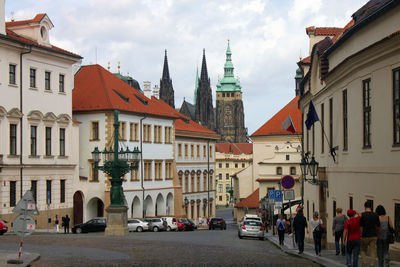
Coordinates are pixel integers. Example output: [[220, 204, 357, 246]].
[[5, 0, 368, 136]]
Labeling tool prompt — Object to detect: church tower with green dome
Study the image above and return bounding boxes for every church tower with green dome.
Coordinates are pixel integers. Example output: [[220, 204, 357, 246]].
[[215, 40, 247, 143]]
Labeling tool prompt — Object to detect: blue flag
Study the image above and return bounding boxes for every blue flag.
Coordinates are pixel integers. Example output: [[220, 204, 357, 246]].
[[305, 100, 319, 130]]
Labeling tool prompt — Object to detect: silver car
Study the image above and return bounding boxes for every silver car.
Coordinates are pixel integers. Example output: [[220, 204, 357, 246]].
[[238, 220, 264, 240], [127, 219, 149, 232], [144, 218, 167, 232]]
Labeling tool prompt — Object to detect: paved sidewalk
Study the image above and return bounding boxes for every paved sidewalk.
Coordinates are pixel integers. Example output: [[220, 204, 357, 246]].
[[0, 251, 40, 267], [265, 231, 400, 267]]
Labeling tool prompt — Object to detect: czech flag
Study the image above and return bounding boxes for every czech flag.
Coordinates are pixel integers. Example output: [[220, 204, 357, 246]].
[[282, 115, 296, 133]]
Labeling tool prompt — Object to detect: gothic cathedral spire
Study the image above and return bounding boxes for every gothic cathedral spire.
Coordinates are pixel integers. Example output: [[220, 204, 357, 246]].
[[160, 49, 175, 108]]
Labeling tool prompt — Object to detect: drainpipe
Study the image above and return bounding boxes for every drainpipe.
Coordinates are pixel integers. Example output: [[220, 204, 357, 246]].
[[19, 46, 32, 198], [140, 116, 146, 218]]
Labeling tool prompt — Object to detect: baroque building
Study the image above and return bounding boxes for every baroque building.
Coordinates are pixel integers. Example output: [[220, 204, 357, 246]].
[[159, 50, 175, 108], [215, 41, 247, 143]]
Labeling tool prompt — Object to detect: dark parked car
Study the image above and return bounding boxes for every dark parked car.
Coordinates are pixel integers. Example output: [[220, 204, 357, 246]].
[[178, 218, 195, 231], [209, 218, 226, 230], [0, 220, 8, 235], [72, 217, 106, 234], [187, 219, 197, 230]]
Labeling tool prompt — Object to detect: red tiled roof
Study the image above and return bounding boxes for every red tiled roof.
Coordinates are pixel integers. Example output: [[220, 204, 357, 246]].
[[73, 64, 181, 119], [215, 143, 252, 155], [170, 107, 219, 137], [235, 188, 259, 208], [231, 167, 248, 177], [299, 56, 311, 64], [332, 19, 355, 43], [306, 26, 343, 36], [6, 14, 47, 27], [251, 96, 302, 137]]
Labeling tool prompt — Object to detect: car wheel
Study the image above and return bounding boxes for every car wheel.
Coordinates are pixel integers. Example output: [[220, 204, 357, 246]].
[[153, 226, 159, 232], [137, 227, 143, 232], [238, 233, 242, 239], [259, 237, 264, 241], [76, 228, 82, 234], [0, 231, 4, 235], [167, 226, 171, 231]]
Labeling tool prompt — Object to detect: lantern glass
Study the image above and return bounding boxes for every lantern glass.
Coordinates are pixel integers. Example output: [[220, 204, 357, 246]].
[[308, 156, 319, 177], [92, 147, 100, 163], [300, 156, 308, 176]]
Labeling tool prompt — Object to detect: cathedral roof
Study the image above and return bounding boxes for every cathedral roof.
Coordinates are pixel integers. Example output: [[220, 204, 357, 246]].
[[216, 40, 241, 92], [251, 96, 302, 137], [215, 143, 252, 155], [73, 64, 179, 119], [179, 100, 196, 121]]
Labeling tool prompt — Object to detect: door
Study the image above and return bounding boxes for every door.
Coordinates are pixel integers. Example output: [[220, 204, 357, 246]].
[[73, 191, 83, 225]]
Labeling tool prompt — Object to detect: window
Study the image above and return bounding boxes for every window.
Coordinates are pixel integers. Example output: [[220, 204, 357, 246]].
[[10, 181, 16, 207], [59, 128, 65, 156], [219, 163, 222, 168], [219, 173, 222, 180], [203, 173, 207, 190], [218, 184, 223, 193], [290, 167, 296, 175], [276, 167, 282, 175], [143, 124, 151, 142], [130, 168, 139, 181], [30, 126, 37, 156], [130, 122, 139, 141], [10, 124, 17, 155], [30, 68, 36, 88], [9, 64, 16, 85], [45, 127, 52, 156], [191, 174, 194, 192], [363, 79, 371, 148], [155, 161, 162, 180], [184, 144, 188, 157], [321, 103, 324, 153], [393, 68, 400, 145], [59, 74, 65, 92], [191, 144, 194, 157], [225, 163, 229, 168], [235, 163, 238, 168], [46, 180, 52, 204], [165, 161, 172, 180], [225, 184, 230, 193], [91, 121, 99, 140], [333, 200, 337, 217], [209, 173, 213, 190], [119, 121, 127, 140], [164, 127, 172, 143], [286, 155, 290, 161], [197, 145, 200, 158], [219, 196, 222, 201], [31, 180, 37, 202], [203, 145, 206, 157], [209, 146, 213, 158], [144, 161, 152, 181], [178, 144, 182, 157], [226, 173, 229, 180], [60, 179, 65, 203], [45, 71, 51, 90], [90, 161, 98, 182], [226, 195, 230, 201], [349, 196, 353, 210], [343, 90, 348, 151], [154, 125, 161, 143], [196, 174, 200, 192], [242, 163, 245, 168], [329, 98, 333, 150]]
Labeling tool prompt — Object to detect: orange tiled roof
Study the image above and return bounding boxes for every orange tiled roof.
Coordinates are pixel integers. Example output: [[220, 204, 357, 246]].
[[251, 96, 301, 137], [306, 26, 343, 36], [331, 19, 355, 43], [73, 64, 179, 119], [299, 56, 311, 64], [235, 188, 259, 208], [215, 143, 252, 155], [6, 14, 47, 27], [170, 107, 219, 137]]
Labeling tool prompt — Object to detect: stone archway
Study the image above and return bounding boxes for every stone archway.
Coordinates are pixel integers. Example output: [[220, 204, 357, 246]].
[[87, 197, 104, 220], [156, 194, 165, 216], [131, 196, 141, 218], [166, 193, 174, 216], [144, 195, 154, 217], [73, 191, 84, 225]]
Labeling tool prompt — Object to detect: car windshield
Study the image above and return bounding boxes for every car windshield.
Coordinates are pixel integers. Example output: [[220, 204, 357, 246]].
[[244, 221, 262, 226], [245, 217, 261, 221]]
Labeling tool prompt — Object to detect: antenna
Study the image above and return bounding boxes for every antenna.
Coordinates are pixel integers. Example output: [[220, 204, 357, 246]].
[[107, 62, 110, 71], [118, 61, 120, 74], [10, 11, 14, 22], [95, 46, 97, 64]]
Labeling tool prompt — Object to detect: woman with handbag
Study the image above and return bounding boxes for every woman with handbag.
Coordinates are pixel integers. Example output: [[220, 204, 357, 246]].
[[310, 211, 324, 256], [375, 205, 394, 267]]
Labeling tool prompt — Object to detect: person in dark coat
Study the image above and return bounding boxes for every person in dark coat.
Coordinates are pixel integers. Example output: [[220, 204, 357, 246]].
[[293, 208, 309, 254], [64, 214, 70, 234]]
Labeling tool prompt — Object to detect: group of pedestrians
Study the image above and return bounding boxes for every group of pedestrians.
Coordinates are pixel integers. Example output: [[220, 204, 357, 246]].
[[54, 214, 71, 234], [282, 201, 394, 267]]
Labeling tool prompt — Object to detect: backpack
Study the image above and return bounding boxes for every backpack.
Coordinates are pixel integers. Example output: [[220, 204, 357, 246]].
[[278, 220, 285, 231]]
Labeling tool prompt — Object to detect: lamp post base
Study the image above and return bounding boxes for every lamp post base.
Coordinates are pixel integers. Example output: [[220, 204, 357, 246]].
[[105, 205, 128, 236]]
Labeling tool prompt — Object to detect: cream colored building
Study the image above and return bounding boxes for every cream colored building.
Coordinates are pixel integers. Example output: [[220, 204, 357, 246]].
[[215, 143, 252, 206], [298, 1, 400, 254], [0, 7, 82, 228]]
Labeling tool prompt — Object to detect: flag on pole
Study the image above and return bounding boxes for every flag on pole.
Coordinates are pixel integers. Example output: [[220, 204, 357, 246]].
[[305, 100, 319, 130], [282, 115, 296, 133]]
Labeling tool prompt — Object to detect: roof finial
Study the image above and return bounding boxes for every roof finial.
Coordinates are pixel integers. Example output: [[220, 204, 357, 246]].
[[117, 61, 120, 74], [10, 12, 14, 22], [107, 61, 110, 71]]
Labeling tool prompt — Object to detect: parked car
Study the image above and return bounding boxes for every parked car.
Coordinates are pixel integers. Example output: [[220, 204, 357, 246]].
[[161, 217, 178, 231], [209, 218, 226, 230], [144, 218, 167, 232], [187, 219, 197, 230], [177, 218, 195, 231], [242, 214, 262, 222], [0, 220, 8, 235], [177, 220, 185, 231], [127, 219, 149, 232], [72, 217, 106, 234], [238, 220, 264, 240]]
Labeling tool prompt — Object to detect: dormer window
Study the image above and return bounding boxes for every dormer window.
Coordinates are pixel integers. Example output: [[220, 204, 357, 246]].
[[40, 26, 47, 39]]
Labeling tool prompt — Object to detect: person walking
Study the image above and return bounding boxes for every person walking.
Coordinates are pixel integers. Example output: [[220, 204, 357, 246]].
[[360, 201, 380, 267], [332, 208, 347, 256], [55, 215, 60, 233], [375, 205, 393, 267], [64, 214, 70, 234], [293, 208, 308, 254], [310, 211, 324, 256], [276, 214, 286, 245], [343, 209, 361, 267]]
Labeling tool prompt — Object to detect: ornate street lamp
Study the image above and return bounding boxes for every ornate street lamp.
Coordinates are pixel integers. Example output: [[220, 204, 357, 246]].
[[300, 153, 326, 186], [91, 110, 141, 235]]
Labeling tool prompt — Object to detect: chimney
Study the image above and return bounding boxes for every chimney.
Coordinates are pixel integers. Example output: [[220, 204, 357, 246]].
[[0, 0, 5, 35], [143, 81, 151, 98], [153, 85, 160, 99]]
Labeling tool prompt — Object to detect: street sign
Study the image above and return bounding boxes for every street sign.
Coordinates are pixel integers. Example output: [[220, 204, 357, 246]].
[[274, 202, 282, 210], [274, 190, 282, 202], [12, 215, 35, 237], [281, 175, 295, 190], [284, 189, 295, 200], [258, 208, 262, 214], [268, 189, 275, 199], [13, 190, 39, 215]]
